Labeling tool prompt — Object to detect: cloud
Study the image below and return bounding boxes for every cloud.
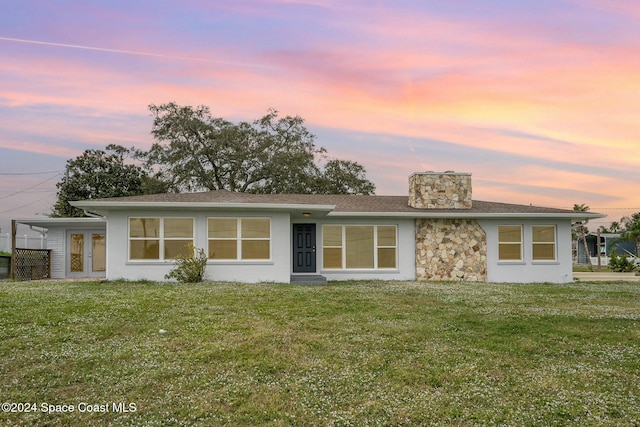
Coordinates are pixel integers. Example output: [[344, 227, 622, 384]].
[[573, 0, 640, 20], [1, 0, 639, 228], [0, 36, 187, 60]]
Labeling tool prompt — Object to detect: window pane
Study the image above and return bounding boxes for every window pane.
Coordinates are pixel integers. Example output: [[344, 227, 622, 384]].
[[533, 244, 555, 260], [130, 240, 159, 260], [377, 226, 396, 247], [346, 226, 374, 268], [130, 218, 159, 238], [323, 225, 342, 247], [165, 218, 193, 238], [242, 240, 270, 259], [378, 248, 396, 269], [499, 226, 522, 243], [533, 226, 555, 243], [70, 233, 84, 272], [92, 234, 106, 272], [241, 218, 270, 238], [323, 247, 342, 269], [208, 218, 237, 239], [165, 240, 193, 259], [499, 244, 521, 261], [209, 240, 237, 259]]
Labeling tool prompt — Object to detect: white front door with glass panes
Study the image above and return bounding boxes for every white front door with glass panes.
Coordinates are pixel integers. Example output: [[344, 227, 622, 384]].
[[67, 231, 106, 278]]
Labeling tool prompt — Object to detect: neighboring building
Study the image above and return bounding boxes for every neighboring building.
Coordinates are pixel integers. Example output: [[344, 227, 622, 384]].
[[14, 171, 604, 283], [576, 232, 637, 265]]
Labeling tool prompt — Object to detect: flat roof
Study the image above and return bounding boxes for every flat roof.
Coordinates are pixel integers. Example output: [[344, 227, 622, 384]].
[[14, 217, 106, 228]]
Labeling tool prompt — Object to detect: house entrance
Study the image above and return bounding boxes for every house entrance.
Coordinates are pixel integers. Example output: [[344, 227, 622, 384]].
[[292, 224, 316, 273], [67, 231, 106, 278]]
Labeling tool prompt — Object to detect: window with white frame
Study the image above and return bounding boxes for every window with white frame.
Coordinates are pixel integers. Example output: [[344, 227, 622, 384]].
[[129, 217, 194, 260], [208, 218, 271, 260], [498, 225, 522, 261], [532, 225, 556, 261], [322, 225, 397, 269]]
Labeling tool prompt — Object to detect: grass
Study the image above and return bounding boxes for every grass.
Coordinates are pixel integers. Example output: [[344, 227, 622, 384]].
[[1, 280, 639, 427], [573, 263, 612, 272]]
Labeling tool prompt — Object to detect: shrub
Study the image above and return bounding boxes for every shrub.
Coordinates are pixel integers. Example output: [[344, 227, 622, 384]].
[[609, 249, 634, 272], [165, 246, 208, 283]]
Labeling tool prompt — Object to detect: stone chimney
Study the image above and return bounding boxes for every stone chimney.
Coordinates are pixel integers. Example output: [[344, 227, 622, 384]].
[[408, 171, 472, 209]]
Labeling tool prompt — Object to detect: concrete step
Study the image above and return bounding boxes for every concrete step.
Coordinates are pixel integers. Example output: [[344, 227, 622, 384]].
[[290, 274, 327, 285]]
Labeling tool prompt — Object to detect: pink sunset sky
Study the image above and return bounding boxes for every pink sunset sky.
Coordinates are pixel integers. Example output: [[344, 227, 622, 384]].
[[1, 0, 639, 233]]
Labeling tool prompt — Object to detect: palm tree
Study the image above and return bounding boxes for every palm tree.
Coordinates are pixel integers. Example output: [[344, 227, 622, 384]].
[[573, 203, 593, 271], [620, 213, 640, 257], [609, 221, 621, 233]]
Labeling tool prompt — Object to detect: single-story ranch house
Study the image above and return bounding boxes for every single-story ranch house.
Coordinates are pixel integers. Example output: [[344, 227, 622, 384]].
[[13, 171, 604, 283]]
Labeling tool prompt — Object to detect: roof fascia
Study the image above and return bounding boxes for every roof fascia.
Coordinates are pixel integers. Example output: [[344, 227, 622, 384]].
[[69, 201, 605, 220], [70, 201, 337, 212], [328, 212, 606, 220], [14, 217, 107, 228]]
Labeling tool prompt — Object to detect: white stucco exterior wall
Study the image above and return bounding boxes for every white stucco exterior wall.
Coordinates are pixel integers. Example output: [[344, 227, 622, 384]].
[[478, 219, 573, 283], [105, 209, 292, 283], [105, 210, 415, 283], [102, 209, 572, 284]]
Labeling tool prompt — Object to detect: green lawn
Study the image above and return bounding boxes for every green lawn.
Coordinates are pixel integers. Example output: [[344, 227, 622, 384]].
[[1, 280, 639, 427], [573, 263, 612, 272]]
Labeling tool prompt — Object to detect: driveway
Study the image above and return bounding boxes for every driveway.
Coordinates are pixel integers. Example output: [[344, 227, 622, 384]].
[[574, 272, 640, 282]]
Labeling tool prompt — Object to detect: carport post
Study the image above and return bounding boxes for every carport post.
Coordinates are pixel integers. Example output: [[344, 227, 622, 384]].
[[10, 220, 16, 280], [597, 229, 602, 271]]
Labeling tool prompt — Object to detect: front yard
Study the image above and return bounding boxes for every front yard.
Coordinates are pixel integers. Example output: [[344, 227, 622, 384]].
[[1, 280, 639, 426]]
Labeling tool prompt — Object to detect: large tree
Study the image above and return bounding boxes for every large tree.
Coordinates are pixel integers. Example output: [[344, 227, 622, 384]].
[[52, 144, 166, 217], [314, 159, 375, 195], [144, 103, 375, 195]]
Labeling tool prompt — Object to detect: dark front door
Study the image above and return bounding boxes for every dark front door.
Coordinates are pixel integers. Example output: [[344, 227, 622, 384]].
[[293, 224, 316, 273]]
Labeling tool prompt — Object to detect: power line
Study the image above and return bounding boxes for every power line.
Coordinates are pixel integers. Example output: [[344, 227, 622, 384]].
[[0, 173, 61, 200], [0, 189, 55, 194], [0, 193, 56, 215], [0, 170, 62, 176], [588, 207, 640, 210], [553, 206, 640, 213]]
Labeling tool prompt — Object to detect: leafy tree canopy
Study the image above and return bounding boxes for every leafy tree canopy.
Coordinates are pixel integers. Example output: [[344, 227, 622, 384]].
[[52, 105, 376, 218], [144, 103, 376, 195], [52, 144, 167, 217]]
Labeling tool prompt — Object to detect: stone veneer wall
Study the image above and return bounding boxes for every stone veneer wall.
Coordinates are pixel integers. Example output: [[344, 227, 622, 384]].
[[415, 218, 487, 281], [409, 172, 472, 209]]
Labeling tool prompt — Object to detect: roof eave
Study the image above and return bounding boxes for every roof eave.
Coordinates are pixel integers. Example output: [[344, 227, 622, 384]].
[[328, 212, 606, 219], [70, 200, 337, 212], [69, 201, 605, 220], [14, 217, 107, 228]]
